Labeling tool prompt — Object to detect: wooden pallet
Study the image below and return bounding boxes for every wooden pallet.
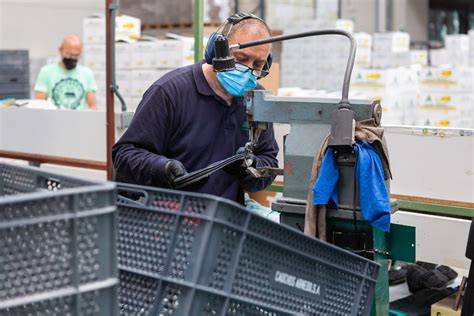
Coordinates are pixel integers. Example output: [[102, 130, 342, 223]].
[[142, 22, 222, 30]]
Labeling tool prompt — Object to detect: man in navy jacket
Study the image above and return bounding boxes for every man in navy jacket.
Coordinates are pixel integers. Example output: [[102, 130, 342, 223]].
[[112, 16, 278, 205]]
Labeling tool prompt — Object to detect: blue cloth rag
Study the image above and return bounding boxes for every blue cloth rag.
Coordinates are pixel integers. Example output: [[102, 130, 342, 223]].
[[313, 141, 391, 232], [313, 148, 339, 208]]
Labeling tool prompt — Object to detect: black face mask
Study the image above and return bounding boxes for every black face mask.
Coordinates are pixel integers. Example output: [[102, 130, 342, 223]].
[[62, 57, 78, 70]]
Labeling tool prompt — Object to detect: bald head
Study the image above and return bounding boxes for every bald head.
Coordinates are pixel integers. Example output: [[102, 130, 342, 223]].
[[62, 34, 82, 47], [59, 35, 82, 61], [226, 18, 271, 38], [225, 18, 272, 73]]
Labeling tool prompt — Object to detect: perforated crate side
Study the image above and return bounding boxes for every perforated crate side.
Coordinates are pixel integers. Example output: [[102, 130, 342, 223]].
[[0, 50, 29, 75], [0, 163, 94, 196], [0, 163, 118, 310], [115, 184, 379, 316], [0, 285, 117, 316]]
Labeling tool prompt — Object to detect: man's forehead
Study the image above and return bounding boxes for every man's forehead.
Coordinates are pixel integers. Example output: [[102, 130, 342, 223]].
[[62, 43, 82, 51], [229, 29, 271, 54], [229, 24, 270, 41]]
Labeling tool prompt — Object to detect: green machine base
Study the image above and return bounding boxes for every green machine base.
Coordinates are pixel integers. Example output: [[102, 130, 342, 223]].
[[274, 200, 416, 316]]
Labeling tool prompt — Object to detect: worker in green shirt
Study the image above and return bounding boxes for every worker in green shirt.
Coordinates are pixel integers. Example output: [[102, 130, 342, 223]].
[[34, 35, 97, 110]]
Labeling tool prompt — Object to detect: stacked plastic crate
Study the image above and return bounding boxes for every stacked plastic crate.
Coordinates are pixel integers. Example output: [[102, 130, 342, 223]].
[[116, 183, 380, 316], [0, 50, 30, 100], [0, 163, 118, 315]]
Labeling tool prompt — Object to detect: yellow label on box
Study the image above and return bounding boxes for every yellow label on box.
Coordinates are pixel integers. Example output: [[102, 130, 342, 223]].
[[435, 120, 450, 127], [440, 70, 452, 77], [366, 73, 381, 80], [439, 96, 451, 103]]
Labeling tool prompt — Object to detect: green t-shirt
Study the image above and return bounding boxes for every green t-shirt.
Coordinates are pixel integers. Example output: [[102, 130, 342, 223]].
[[34, 62, 97, 110]]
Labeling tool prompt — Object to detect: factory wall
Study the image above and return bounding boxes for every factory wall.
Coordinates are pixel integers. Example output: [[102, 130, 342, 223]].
[[0, 0, 103, 58], [405, 0, 429, 42], [341, 0, 378, 33]]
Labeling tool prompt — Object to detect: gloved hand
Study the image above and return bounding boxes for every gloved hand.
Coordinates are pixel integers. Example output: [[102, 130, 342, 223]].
[[224, 147, 256, 178], [165, 160, 187, 187]]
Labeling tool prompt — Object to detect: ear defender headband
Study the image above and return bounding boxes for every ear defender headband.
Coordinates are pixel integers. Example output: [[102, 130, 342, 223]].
[[204, 12, 273, 78]]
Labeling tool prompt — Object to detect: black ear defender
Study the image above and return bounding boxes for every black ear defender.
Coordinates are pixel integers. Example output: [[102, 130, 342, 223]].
[[204, 12, 273, 78]]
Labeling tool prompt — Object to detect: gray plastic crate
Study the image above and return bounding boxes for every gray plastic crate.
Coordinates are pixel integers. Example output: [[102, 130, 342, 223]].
[[0, 50, 30, 100], [117, 183, 380, 316], [0, 50, 29, 74], [0, 163, 118, 315]]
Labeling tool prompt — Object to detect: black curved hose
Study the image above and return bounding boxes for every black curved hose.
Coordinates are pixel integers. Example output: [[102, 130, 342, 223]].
[[232, 29, 357, 105]]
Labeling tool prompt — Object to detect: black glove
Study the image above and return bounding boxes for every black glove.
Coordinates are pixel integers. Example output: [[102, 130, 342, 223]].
[[165, 160, 187, 187], [224, 147, 256, 178]]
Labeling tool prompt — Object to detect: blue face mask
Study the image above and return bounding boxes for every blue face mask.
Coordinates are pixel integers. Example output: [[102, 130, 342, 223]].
[[216, 66, 257, 97]]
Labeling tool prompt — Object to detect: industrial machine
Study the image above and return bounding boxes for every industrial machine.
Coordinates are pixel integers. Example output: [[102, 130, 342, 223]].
[[245, 89, 416, 315], [209, 28, 417, 315]]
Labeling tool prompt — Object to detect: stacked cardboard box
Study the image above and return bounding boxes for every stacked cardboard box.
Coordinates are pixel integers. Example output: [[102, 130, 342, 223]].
[[430, 34, 471, 67], [429, 48, 449, 66], [279, 15, 473, 128], [265, 0, 314, 30], [372, 32, 411, 68], [445, 34, 470, 67], [410, 50, 428, 66], [281, 19, 354, 90], [416, 66, 474, 127], [354, 32, 372, 68], [82, 15, 185, 112], [350, 67, 418, 125], [351, 32, 412, 125]]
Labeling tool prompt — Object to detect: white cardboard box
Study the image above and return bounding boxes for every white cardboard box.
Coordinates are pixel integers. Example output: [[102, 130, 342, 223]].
[[373, 32, 410, 53], [266, 0, 313, 30], [445, 34, 470, 52], [135, 39, 185, 69], [445, 34, 470, 67], [430, 48, 449, 66], [165, 33, 210, 66], [416, 93, 474, 128], [418, 66, 474, 92], [131, 69, 169, 96], [351, 67, 417, 91], [410, 50, 428, 66], [83, 15, 106, 44], [372, 51, 411, 68], [417, 92, 474, 108], [415, 104, 473, 128], [115, 70, 133, 96], [356, 90, 417, 125], [311, 19, 354, 33], [157, 40, 185, 68], [115, 15, 141, 40], [115, 41, 134, 69], [283, 19, 354, 34], [93, 70, 106, 97], [355, 48, 372, 68], [82, 44, 106, 70], [354, 32, 373, 50], [131, 38, 160, 69]]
